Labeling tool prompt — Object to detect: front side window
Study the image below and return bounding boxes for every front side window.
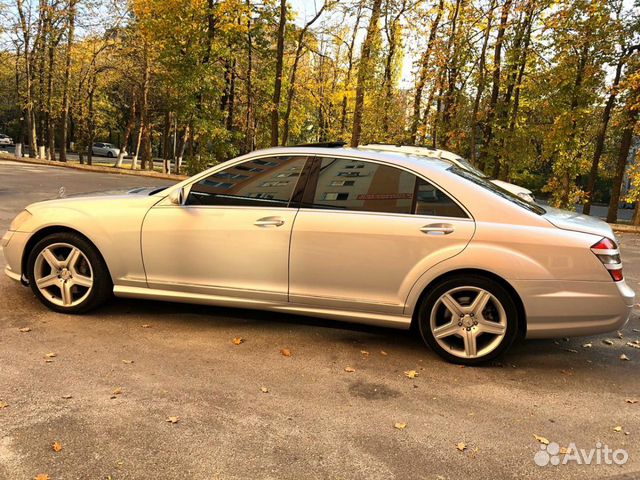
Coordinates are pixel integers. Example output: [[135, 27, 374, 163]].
[[306, 157, 467, 218], [186, 156, 309, 207]]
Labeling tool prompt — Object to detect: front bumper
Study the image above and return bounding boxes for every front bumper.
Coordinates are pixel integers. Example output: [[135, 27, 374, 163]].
[[2, 230, 30, 283], [513, 279, 635, 338]]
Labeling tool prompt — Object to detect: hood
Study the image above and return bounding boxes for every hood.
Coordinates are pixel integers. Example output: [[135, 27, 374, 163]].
[[490, 179, 532, 195], [59, 185, 169, 198], [543, 206, 614, 239]]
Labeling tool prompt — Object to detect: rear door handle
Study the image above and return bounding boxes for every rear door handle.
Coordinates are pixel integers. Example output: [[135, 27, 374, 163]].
[[254, 216, 285, 227], [420, 223, 454, 235]]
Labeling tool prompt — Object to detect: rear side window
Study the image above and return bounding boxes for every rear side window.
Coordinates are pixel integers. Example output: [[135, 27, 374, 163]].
[[305, 157, 467, 218], [186, 156, 309, 207]]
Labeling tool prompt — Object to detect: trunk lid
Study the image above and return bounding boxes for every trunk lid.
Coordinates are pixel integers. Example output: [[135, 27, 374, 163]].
[[543, 206, 614, 239]]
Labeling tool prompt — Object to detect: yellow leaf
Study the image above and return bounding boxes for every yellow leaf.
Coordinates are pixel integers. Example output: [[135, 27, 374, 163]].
[[232, 337, 244, 345], [280, 348, 292, 357], [166, 416, 180, 424], [52, 442, 62, 453], [141, 324, 151, 328], [620, 354, 630, 361], [260, 387, 269, 393], [614, 426, 623, 432], [394, 422, 407, 430], [533, 434, 549, 445], [19, 327, 31, 333], [112, 387, 122, 395], [456, 442, 466, 452], [344, 367, 355, 373], [360, 350, 370, 356], [625, 399, 638, 404], [122, 360, 134, 364], [34, 474, 49, 480], [45, 353, 57, 358], [0, 402, 8, 409], [380, 351, 388, 356], [62, 395, 72, 400], [404, 370, 418, 379], [560, 447, 570, 454]]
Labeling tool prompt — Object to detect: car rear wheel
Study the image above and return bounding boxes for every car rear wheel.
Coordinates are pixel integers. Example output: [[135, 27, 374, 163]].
[[417, 274, 519, 365], [27, 232, 112, 313], [107, 151, 114, 158]]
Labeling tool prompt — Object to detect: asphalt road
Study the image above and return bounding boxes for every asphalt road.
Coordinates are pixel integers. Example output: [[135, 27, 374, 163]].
[[1, 159, 639, 480]]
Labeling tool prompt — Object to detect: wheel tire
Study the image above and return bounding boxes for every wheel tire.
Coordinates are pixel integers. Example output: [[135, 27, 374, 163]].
[[417, 274, 519, 365], [27, 232, 112, 314], [107, 151, 114, 158]]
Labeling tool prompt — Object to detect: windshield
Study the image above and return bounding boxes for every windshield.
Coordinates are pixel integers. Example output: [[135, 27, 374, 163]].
[[450, 166, 545, 215]]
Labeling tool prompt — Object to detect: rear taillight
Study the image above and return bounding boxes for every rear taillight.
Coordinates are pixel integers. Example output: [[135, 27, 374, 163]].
[[591, 238, 623, 281]]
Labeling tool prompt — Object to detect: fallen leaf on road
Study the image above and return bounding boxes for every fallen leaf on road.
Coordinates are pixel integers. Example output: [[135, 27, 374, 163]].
[[626, 342, 640, 350], [560, 370, 573, 376], [404, 370, 419, 379], [122, 360, 134, 364], [344, 366, 355, 373], [582, 343, 592, 348], [45, 353, 57, 358], [625, 399, 638, 404], [360, 350, 370, 356], [141, 324, 151, 328], [112, 387, 122, 395], [564, 348, 578, 353], [394, 422, 407, 430], [533, 434, 550, 445], [380, 351, 388, 356], [614, 426, 623, 432], [603, 339, 614, 345], [0, 402, 8, 409], [633, 329, 640, 333], [166, 416, 180, 424], [62, 395, 72, 400], [34, 474, 49, 480], [19, 327, 31, 333], [618, 331, 624, 339], [456, 442, 466, 452], [260, 387, 269, 393], [280, 348, 292, 357], [560, 446, 570, 454], [52, 442, 62, 453], [232, 337, 244, 345], [44, 359, 54, 363], [620, 354, 630, 361]]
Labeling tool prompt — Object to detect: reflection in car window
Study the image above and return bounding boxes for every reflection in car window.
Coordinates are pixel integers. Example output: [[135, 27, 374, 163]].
[[186, 156, 309, 207], [307, 157, 467, 218], [451, 166, 545, 215]]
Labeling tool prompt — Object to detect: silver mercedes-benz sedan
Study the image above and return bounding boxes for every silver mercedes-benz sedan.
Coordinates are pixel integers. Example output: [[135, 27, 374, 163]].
[[2, 146, 635, 364]]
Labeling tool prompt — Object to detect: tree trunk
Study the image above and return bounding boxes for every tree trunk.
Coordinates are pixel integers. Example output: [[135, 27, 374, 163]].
[[270, 0, 287, 146], [607, 114, 637, 223], [59, 0, 76, 163], [350, 0, 384, 147], [584, 45, 640, 214], [410, 0, 444, 144], [440, 0, 465, 147], [340, 2, 364, 136]]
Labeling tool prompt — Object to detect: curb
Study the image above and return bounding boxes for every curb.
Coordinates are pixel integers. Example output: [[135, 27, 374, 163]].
[[0, 153, 187, 181], [611, 224, 640, 234]]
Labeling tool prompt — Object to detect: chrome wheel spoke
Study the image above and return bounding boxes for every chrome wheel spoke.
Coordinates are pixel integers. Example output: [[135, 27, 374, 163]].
[[61, 281, 73, 306], [65, 247, 81, 270], [441, 294, 464, 318], [36, 274, 59, 289], [477, 318, 506, 336], [72, 274, 92, 288], [470, 290, 490, 316], [42, 248, 62, 269], [463, 329, 478, 357], [433, 321, 460, 340]]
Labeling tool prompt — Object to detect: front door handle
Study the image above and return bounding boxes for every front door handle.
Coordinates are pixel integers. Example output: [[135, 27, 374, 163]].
[[254, 216, 285, 227], [420, 223, 454, 235]]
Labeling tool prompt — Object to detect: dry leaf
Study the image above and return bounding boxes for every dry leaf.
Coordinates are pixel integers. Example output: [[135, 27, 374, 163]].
[[62, 395, 72, 400], [626, 342, 640, 350], [394, 422, 407, 430], [260, 387, 269, 393], [141, 324, 151, 328], [404, 370, 419, 379], [560, 446, 570, 454], [112, 387, 122, 395], [34, 474, 49, 480], [232, 337, 244, 345], [618, 331, 624, 339], [564, 348, 578, 353], [620, 354, 630, 361], [44, 359, 54, 363], [280, 348, 292, 357], [52, 442, 62, 453], [625, 399, 638, 404], [166, 416, 180, 424], [614, 426, 623, 432], [633, 329, 640, 333], [380, 350, 388, 356], [0, 402, 8, 409], [456, 442, 467, 452], [603, 339, 614, 345], [582, 343, 592, 348], [45, 353, 57, 358], [344, 367, 355, 373], [533, 434, 549, 445], [360, 350, 370, 356], [19, 327, 31, 333], [122, 360, 134, 364]]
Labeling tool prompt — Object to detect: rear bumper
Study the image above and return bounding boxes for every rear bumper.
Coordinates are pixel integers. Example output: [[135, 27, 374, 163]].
[[513, 279, 635, 338]]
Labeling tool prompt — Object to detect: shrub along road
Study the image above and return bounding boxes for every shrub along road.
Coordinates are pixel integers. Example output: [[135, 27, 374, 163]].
[[0, 159, 639, 479]]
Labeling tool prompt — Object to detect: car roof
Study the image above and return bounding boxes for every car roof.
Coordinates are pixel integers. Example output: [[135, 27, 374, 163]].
[[243, 146, 453, 173]]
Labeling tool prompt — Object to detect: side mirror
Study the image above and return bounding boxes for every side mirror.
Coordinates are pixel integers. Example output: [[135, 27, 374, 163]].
[[168, 187, 185, 205]]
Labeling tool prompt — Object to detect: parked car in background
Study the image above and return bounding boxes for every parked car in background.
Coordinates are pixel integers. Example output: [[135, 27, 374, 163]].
[[362, 144, 536, 203], [2, 145, 633, 364], [0, 134, 13, 146], [92, 142, 120, 158]]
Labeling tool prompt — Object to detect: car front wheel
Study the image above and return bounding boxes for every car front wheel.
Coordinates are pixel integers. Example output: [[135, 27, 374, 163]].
[[418, 274, 519, 365], [28, 232, 112, 313]]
